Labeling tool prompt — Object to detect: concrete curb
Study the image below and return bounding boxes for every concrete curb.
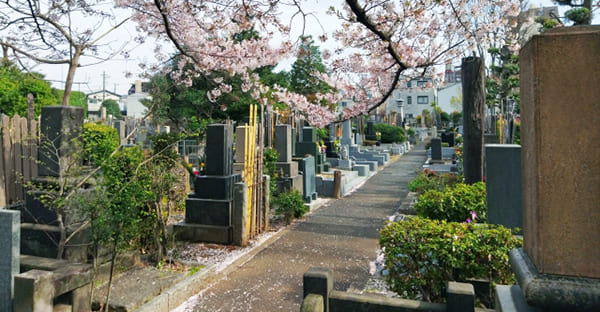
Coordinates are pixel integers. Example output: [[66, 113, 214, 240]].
[[135, 150, 408, 311]]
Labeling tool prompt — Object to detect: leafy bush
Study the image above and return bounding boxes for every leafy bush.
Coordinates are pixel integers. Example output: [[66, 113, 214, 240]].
[[273, 189, 307, 224], [408, 169, 459, 195], [379, 217, 521, 303], [82, 122, 119, 166], [373, 123, 406, 143], [407, 127, 416, 137], [263, 147, 279, 195], [415, 182, 486, 223]]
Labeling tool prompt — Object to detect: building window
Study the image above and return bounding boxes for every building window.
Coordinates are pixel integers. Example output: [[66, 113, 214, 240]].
[[341, 101, 347, 107], [417, 96, 429, 104], [407, 96, 412, 105], [407, 81, 412, 88], [417, 80, 427, 87]]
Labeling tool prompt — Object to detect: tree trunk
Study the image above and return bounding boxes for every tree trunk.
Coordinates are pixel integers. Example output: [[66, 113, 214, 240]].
[[56, 213, 66, 259], [62, 47, 82, 106], [461, 57, 485, 184], [103, 239, 118, 312]]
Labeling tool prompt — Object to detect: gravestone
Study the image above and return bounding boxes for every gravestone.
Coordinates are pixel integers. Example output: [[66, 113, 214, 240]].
[[430, 138, 442, 162], [26, 107, 89, 261], [485, 144, 522, 232], [233, 125, 248, 174], [340, 120, 353, 146], [273, 125, 302, 194], [113, 120, 126, 146], [301, 156, 318, 203], [0, 210, 19, 312], [503, 26, 600, 311], [365, 120, 377, 141], [441, 131, 455, 147], [176, 124, 241, 244], [295, 127, 326, 173], [38, 106, 84, 177]]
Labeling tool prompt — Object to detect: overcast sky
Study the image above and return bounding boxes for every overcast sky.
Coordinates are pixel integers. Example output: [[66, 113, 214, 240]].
[[33, 0, 594, 96]]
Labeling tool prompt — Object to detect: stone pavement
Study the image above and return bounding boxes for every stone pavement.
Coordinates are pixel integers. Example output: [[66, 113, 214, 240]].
[[175, 144, 426, 311]]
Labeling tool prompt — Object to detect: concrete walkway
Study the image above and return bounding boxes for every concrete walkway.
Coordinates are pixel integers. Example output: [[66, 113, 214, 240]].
[[175, 144, 426, 311]]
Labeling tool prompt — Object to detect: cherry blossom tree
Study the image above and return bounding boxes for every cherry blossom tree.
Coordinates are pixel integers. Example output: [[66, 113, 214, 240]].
[[0, 0, 131, 105], [117, 0, 520, 126]]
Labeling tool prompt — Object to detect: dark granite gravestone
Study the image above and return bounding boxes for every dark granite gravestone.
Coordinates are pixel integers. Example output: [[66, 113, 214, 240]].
[[275, 125, 292, 163], [176, 124, 241, 244], [431, 138, 442, 161], [365, 120, 377, 141], [485, 144, 522, 232], [38, 106, 84, 177], [205, 124, 233, 176], [0, 210, 19, 312], [441, 132, 455, 147]]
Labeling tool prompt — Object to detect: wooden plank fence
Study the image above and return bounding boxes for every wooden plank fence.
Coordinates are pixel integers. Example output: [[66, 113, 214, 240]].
[[0, 114, 38, 207]]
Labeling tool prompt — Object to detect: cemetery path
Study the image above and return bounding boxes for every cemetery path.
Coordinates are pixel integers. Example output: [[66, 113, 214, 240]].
[[175, 144, 426, 312]]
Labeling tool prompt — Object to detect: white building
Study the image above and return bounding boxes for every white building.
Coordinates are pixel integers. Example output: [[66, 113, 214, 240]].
[[86, 90, 122, 120], [120, 80, 151, 118], [386, 65, 462, 125]]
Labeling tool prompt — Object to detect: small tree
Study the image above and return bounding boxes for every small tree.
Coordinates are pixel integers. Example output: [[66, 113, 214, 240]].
[[102, 99, 122, 118]]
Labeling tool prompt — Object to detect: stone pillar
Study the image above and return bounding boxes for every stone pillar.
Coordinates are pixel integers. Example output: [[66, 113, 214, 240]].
[[504, 26, 600, 312], [521, 26, 600, 279], [461, 57, 485, 184], [232, 182, 248, 247], [485, 144, 522, 232], [0, 210, 20, 312], [38, 106, 84, 177], [303, 267, 333, 312]]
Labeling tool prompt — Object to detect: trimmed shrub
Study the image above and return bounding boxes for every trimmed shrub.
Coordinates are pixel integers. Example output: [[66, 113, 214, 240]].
[[415, 182, 486, 223], [408, 169, 459, 195], [274, 189, 307, 224], [373, 123, 406, 143], [379, 217, 521, 303]]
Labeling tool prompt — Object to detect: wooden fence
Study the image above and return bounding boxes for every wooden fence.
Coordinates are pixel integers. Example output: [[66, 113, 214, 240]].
[[0, 114, 38, 207]]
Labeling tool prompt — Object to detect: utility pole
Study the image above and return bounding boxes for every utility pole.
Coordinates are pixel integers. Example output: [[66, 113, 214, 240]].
[[102, 71, 107, 102]]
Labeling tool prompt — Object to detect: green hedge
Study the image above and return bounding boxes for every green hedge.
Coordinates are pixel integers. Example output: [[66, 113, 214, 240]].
[[379, 217, 521, 303], [415, 182, 486, 223]]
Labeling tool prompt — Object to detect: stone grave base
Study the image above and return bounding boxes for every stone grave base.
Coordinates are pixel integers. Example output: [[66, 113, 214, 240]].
[[504, 248, 600, 311], [275, 162, 298, 177], [275, 175, 303, 195], [173, 222, 232, 244]]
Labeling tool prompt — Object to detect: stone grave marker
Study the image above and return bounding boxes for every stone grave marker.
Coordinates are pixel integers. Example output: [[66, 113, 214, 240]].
[[503, 26, 600, 311], [0, 209, 19, 312], [485, 144, 522, 232], [38, 106, 84, 177], [430, 138, 442, 162], [301, 156, 318, 203]]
